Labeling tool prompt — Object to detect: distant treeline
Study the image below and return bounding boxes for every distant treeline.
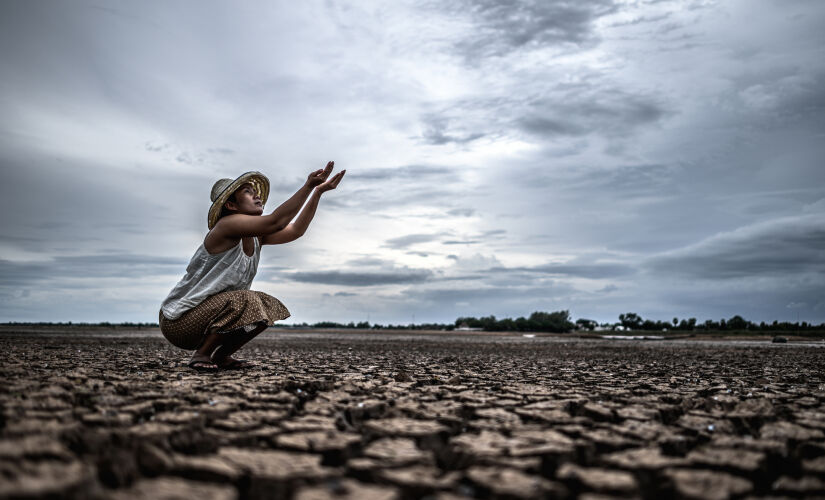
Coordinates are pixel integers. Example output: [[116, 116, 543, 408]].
[[3, 311, 825, 335], [453, 311, 825, 335], [455, 311, 574, 333], [609, 312, 825, 334]]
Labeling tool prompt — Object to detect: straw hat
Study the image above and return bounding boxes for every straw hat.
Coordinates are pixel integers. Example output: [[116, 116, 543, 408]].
[[207, 171, 270, 229]]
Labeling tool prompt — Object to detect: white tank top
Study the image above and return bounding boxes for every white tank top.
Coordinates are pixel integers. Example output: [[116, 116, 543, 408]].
[[161, 238, 261, 320]]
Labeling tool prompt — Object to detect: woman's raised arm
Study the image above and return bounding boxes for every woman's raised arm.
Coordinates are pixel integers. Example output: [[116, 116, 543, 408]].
[[213, 162, 336, 240], [260, 169, 346, 245]]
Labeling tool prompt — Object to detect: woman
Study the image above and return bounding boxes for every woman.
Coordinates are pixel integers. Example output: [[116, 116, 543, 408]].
[[159, 161, 345, 371]]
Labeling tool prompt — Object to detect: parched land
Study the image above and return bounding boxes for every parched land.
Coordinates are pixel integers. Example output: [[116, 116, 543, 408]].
[[1, 329, 824, 499]]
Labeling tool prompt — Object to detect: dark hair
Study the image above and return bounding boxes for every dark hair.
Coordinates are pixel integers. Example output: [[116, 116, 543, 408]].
[[218, 193, 238, 220]]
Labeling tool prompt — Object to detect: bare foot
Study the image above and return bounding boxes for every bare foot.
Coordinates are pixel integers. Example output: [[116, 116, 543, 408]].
[[212, 355, 253, 370], [188, 354, 218, 372]]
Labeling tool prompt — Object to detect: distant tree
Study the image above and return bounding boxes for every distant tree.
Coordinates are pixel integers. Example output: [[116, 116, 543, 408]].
[[527, 311, 574, 333], [481, 315, 498, 331], [452, 311, 573, 333], [575, 318, 597, 331], [619, 313, 643, 330], [727, 315, 748, 331], [313, 321, 345, 328]]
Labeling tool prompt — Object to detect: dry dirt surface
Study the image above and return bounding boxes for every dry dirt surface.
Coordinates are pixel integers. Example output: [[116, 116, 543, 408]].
[[1, 329, 824, 500]]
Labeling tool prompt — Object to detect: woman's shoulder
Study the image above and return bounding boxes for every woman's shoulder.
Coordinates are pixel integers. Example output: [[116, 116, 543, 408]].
[[203, 229, 243, 255]]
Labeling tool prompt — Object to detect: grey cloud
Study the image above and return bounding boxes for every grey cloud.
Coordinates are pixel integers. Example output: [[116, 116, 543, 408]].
[[144, 142, 169, 152], [254, 265, 290, 282], [420, 115, 485, 145], [606, 12, 671, 28], [329, 167, 465, 214], [643, 278, 825, 326], [519, 117, 585, 137], [56, 254, 184, 268], [0, 154, 201, 254], [400, 282, 579, 319], [348, 165, 454, 181], [439, 231, 506, 247], [531, 263, 635, 279], [416, 78, 666, 149], [654, 21, 686, 36], [561, 163, 679, 194], [444, 0, 618, 60], [447, 208, 476, 217], [345, 257, 391, 267], [736, 70, 825, 129], [284, 269, 433, 286], [176, 153, 205, 165], [384, 233, 443, 249], [481, 229, 506, 238], [316, 185, 457, 213], [491, 262, 636, 279], [406, 286, 538, 303], [334, 291, 357, 297], [440, 274, 487, 282], [443, 240, 481, 246], [0, 254, 186, 287], [517, 91, 666, 138], [0, 260, 52, 287], [647, 214, 825, 279], [0, 234, 48, 245]]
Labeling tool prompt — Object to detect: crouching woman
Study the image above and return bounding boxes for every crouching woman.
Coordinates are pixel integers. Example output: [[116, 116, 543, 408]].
[[159, 162, 345, 371]]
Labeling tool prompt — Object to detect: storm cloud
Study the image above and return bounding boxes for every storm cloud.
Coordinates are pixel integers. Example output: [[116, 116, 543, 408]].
[[0, 254, 185, 287], [1, 1, 824, 324], [648, 214, 825, 279], [442, 0, 618, 60], [284, 269, 433, 287], [496, 262, 636, 280]]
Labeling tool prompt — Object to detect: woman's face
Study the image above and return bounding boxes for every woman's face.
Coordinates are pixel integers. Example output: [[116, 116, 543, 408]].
[[227, 183, 263, 216]]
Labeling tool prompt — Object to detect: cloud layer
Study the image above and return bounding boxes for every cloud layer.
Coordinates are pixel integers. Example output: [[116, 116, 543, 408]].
[[1, 0, 824, 324]]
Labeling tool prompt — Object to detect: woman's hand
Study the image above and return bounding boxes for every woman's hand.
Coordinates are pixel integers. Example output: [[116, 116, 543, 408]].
[[306, 161, 334, 187], [316, 169, 346, 194]]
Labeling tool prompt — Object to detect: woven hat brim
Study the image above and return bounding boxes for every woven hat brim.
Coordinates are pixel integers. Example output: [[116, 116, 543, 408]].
[[207, 171, 270, 229]]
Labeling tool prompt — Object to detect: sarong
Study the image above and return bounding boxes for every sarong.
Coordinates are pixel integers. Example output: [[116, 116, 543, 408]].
[[159, 290, 290, 350]]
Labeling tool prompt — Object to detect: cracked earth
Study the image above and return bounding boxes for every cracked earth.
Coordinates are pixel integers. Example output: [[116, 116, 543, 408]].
[[1, 329, 824, 499]]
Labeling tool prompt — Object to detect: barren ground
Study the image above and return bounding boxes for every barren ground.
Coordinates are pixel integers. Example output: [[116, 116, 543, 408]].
[[1, 328, 824, 499]]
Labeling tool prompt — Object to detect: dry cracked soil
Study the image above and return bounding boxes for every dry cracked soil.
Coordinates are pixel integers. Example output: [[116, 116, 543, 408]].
[[1, 328, 824, 500]]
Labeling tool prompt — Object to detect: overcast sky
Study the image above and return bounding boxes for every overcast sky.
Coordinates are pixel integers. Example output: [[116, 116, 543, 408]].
[[1, 0, 824, 325]]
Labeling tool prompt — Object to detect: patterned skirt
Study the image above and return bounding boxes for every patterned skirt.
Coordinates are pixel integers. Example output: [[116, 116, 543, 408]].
[[159, 290, 290, 350]]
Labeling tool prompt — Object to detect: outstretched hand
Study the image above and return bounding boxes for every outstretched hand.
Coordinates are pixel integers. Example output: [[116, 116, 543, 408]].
[[316, 169, 346, 194], [306, 161, 334, 187]]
